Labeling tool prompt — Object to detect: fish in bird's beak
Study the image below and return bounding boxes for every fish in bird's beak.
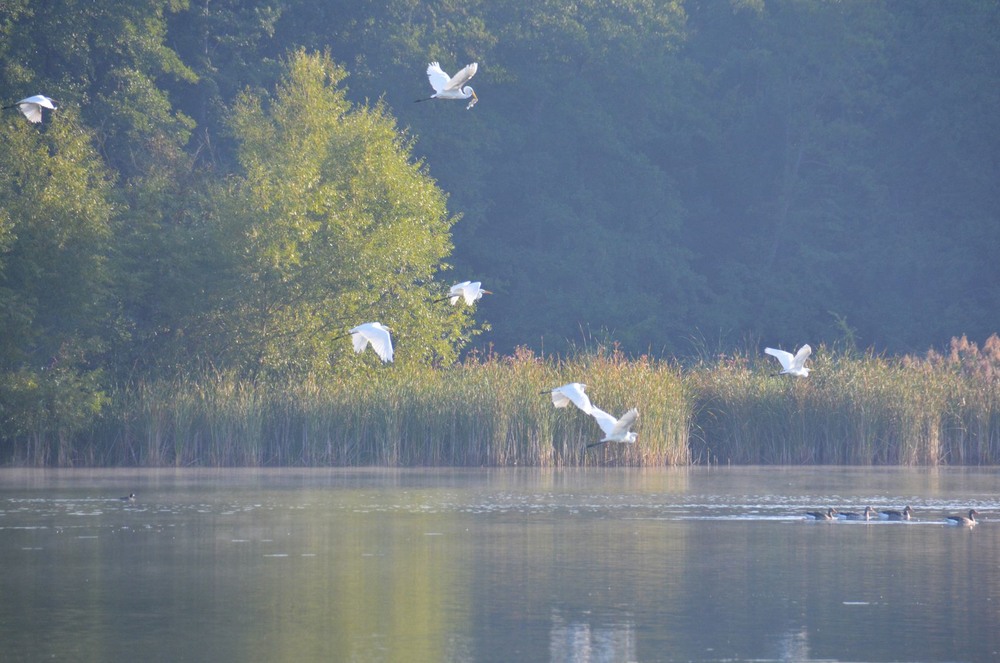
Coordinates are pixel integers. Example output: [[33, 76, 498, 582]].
[[466, 90, 478, 110]]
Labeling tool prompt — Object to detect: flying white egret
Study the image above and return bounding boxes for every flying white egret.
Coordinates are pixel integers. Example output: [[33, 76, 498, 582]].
[[543, 382, 593, 415], [765, 344, 812, 377], [586, 406, 639, 448], [438, 281, 492, 306], [349, 322, 394, 363], [3, 95, 57, 123], [416, 62, 478, 109]]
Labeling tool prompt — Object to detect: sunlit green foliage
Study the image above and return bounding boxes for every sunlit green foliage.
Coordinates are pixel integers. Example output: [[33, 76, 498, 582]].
[[213, 50, 471, 377]]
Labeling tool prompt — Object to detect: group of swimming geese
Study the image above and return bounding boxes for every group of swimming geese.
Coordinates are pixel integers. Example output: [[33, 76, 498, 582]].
[[118, 490, 983, 527], [805, 505, 980, 526]]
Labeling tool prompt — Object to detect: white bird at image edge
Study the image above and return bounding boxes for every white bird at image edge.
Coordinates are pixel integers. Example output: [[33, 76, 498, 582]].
[[419, 62, 478, 109], [546, 383, 593, 414], [587, 407, 639, 447], [4, 95, 56, 123], [349, 322, 394, 363], [765, 344, 812, 377]]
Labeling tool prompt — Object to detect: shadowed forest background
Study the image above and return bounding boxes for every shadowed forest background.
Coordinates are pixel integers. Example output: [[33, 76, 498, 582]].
[[1, 1, 998, 464]]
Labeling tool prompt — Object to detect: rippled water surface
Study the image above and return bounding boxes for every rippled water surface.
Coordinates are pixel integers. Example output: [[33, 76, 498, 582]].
[[1, 467, 998, 662]]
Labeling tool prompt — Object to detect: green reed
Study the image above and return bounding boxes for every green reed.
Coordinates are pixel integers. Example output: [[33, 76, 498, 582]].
[[47, 337, 1000, 466]]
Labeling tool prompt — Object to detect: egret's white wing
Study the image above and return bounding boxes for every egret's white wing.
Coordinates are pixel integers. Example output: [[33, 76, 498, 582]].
[[462, 281, 483, 305], [609, 408, 639, 439], [588, 406, 619, 438], [550, 383, 593, 414], [363, 324, 393, 363], [764, 347, 794, 371], [426, 62, 451, 93], [792, 344, 812, 370], [19, 95, 56, 109], [448, 281, 471, 305], [19, 103, 42, 123], [13, 95, 55, 124], [350, 330, 370, 354], [350, 323, 394, 363], [444, 63, 477, 91]]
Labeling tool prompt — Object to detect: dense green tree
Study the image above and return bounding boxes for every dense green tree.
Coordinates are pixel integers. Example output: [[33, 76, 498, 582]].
[[210, 50, 472, 377], [0, 0, 198, 179], [0, 110, 115, 461], [104, 148, 223, 377], [0, 0, 213, 380]]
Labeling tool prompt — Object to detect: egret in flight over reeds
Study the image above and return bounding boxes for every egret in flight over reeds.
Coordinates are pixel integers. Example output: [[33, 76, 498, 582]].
[[543, 382, 593, 415], [4, 94, 56, 123], [765, 344, 812, 377], [586, 406, 639, 448], [416, 62, 478, 109], [349, 322, 394, 363], [438, 281, 492, 306]]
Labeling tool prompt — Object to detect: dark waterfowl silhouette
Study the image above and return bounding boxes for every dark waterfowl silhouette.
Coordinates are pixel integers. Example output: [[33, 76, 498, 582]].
[[879, 505, 913, 521], [838, 506, 875, 521], [945, 509, 978, 527]]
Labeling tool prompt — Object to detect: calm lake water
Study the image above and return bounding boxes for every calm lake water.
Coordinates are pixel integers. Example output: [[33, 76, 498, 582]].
[[0, 467, 997, 662]]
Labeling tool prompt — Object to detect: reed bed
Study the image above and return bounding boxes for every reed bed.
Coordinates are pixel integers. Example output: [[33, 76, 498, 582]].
[[81, 347, 689, 467], [21, 337, 1000, 466], [688, 340, 1000, 465]]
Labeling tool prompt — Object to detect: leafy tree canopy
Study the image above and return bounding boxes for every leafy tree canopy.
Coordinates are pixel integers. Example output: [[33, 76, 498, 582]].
[[212, 50, 473, 378]]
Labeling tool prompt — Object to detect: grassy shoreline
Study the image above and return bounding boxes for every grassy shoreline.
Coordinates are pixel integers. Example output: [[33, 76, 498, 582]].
[[10, 338, 1000, 467]]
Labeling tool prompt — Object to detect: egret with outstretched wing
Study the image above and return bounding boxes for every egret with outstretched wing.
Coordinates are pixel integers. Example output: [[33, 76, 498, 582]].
[[4, 95, 56, 123], [439, 281, 492, 306], [543, 383, 593, 415], [586, 407, 639, 448], [349, 322, 394, 363], [765, 344, 812, 377], [417, 62, 478, 109]]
